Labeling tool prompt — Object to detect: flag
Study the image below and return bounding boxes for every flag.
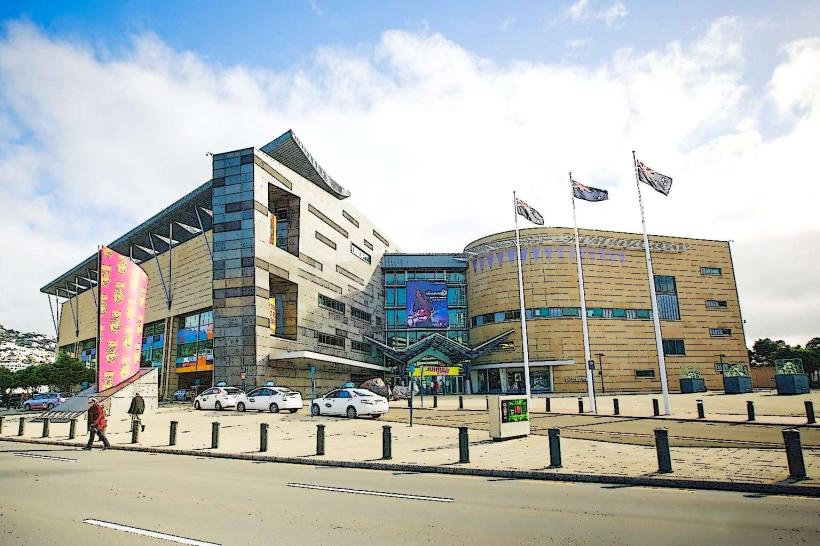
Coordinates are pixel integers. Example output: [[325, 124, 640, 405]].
[[572, 179, 609, 202], [515, 197, 544, 225], [636, 159, 673, 196]]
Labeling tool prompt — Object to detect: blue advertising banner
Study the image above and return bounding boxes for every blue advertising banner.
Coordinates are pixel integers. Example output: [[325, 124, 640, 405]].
[[406, 280, 449, 328]]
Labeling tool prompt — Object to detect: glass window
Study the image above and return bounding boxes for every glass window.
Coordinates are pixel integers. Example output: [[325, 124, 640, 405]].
[[709, 328, 731, 337], [612, 308, 626, 318], [397, 288, 406, 306], [635, 369, 656, 378], [318, 294, 345, 313], [654, 275, 680, 320], [397, 309, 407, 327], [587, 308, 603, 318], [562, 307, 579, 317], [494, 311, 506, 323], [700, 267, 722, 276], [662, 339, 686, 355], [706, 300, 728, 308], [385, 272, 395, 285], [350, 242, 371, 264], [396, 272, 406, 285], [386, 288, 395, 306], [338, 390, 351, 398]]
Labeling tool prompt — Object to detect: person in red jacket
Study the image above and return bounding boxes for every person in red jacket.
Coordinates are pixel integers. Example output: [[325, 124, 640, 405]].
[[84, 398, 111, 450]]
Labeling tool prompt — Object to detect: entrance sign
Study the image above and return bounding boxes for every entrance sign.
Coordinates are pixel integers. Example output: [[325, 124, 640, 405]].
[[411, 366, 460, 377], [489, 395, 531, 440]]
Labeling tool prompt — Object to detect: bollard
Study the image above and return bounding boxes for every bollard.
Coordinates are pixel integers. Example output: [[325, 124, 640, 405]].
[[747, 401, 756, 422], [459, 396, 464, 410], [806, 401, 816, 425], [69, 418, 77, 440], [211, 421, 219, 449], [654, 428, 673, 473], [131, 420, 139, 444], [433, 395, 438, 408], [18, 417, 25, 436], [613, 398, 620, 415], [42, 418, 50, 438], [260, 423, 268, 452], [0, 415, 3, 434], [458, 426, 469, 463], [407, 396, 412, 409], [782, 428, 806, 479], [545, 397, 551, 413], [316, 424, 325, 455], [382, 425, 392, 460], [696, 399, 705, 419], [486, 397, 489, 410], [578, 398, 584, 414], [652, 398, 660, 417], [548, 427, 562, 468], [169, 420, 178, 446]]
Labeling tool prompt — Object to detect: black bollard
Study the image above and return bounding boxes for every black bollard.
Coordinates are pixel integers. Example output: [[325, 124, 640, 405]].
[[407, 396, 412, 409], [382, 425, 392, 460], [69, 418, 77, 440], [806, 401, 816, 425], [782, 428, 806, 479], [654, 428, 673, 473], [696, 399, 705, 419], [169, 420, 178, 446], [42, 418, 50, 438], [548, 428, 562, 468], [260, 423, 268, 452], [316, 424, 325, 455], [486, 397, 489, 410], [578, 398, 584, 414], [613, 398, 620, 415], [459, 396, 464, 410], [211, 421, 219, 449], [545, 397, 551, 413], [0, 415, 4, 434], [433, 395, 438, 408], [458, 426, 469, 463], [18, 417, 25, 436], [652, 398, 660, 417], [131, 420, 139, 444], [747, 401, 756, 422]]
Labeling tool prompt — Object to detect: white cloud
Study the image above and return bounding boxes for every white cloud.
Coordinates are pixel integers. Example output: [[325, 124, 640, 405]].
[[566, 0, 628, 27], [0, 19, 819, 346]]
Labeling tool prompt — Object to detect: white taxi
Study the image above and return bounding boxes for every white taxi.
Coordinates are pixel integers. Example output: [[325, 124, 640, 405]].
[[236, 386, 303, 413], [193, 387, 243, 411], [310, 388, 389, 419]]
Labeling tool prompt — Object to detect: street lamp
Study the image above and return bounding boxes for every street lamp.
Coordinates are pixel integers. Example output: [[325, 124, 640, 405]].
[[595, 353, 605, 393]]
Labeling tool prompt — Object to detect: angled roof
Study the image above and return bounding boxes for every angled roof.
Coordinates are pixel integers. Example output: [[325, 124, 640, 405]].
[[260, 129, 351, 200], [365, 330, 514, 365]]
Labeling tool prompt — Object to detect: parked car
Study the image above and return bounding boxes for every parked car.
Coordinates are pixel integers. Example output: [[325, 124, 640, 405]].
[[23, 393, 67, 411], [236, 387, 302, 413], [193, 387, 243, 411], [172, 389, 187, 402], [310, 388, 389, 419]]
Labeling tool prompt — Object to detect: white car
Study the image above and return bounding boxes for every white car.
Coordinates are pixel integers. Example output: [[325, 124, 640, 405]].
[[193, 387, 243, 411], [310, 388, 389, 419], [236, 386, 303, 413]]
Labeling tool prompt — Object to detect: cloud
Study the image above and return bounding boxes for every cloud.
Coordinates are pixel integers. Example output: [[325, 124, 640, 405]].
[[306, 0, 323, 16], [566, 0, 628, 27], [1, 18, 819, 346]]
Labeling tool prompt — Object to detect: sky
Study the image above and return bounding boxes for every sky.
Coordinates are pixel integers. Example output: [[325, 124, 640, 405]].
[[0, 1, 819, 347]]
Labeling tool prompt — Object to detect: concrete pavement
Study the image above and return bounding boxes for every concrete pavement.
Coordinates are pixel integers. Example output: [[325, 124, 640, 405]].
[[1, 442, 819, 545]]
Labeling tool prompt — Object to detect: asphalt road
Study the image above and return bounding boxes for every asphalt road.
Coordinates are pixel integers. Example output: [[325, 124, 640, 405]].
[[2, 441, 819, 545]]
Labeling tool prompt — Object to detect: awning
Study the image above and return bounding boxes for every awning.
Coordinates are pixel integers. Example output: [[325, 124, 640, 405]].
[[365, 330, 514, 365], [268, 349, 392, 372]]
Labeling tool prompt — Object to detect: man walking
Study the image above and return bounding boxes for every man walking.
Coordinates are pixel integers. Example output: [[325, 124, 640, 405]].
[[128, 392, 146, 432], [84, 398, 111, 450]]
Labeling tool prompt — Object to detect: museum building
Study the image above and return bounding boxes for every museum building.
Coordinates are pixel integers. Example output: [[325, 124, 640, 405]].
[[41, 130, 749, 397]]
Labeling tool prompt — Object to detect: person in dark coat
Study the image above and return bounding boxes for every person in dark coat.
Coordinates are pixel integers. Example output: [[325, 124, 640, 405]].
[[84, 398, 110, 450], [128, 392, 146, 432]]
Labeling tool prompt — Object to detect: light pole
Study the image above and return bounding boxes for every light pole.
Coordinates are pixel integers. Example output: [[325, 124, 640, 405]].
[[596, 353, 605, 393]]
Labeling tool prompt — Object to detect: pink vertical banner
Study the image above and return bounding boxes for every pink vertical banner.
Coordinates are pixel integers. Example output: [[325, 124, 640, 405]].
[[97, 246, 148, 390]]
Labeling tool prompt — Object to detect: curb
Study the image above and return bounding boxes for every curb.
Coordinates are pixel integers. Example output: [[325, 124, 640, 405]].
[[3, 436, 818, 498]]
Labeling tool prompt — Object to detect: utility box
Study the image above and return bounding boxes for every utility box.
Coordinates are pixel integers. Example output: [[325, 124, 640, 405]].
[[488, 396, 531, 441]]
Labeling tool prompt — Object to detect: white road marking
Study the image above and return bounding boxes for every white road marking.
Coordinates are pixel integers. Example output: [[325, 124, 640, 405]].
[[83, 519, 220, 546], [287, 482, 455, 503], [14, 452, 76, 462]]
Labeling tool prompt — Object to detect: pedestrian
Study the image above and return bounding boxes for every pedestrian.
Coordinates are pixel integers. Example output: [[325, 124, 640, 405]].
[[84, 398, 111, 450], [128, 392, 146, 432]]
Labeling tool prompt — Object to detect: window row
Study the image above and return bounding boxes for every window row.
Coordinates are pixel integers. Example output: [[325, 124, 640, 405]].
[[386, 329, 468, 348], [470, 306, 656, 327], [386, 308, 467, 329], [385, 286, 466, 307], [384, 271, 466, 285]]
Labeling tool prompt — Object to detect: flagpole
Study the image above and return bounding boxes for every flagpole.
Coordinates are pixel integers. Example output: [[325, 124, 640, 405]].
[[570, 173, 597, 414], [632, 151, 672, 415], [512, 191, 533, 407]]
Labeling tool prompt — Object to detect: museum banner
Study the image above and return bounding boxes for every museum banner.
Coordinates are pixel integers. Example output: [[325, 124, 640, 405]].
[[406, 280, 448, 328], [97, 246, 148, 390]]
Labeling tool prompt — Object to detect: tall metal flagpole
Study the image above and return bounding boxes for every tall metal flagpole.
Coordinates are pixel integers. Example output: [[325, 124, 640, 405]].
[[632, 151, 671, 415], [512, 191, 533, 406], [569, 173, 597, 413]]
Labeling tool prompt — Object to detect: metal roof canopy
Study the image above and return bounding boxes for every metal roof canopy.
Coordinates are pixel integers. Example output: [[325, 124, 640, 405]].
[[365, 330, 514, 365], [381, 253, 468, 270], [260, 129, 351, 200], [40, 180, 213, 297]]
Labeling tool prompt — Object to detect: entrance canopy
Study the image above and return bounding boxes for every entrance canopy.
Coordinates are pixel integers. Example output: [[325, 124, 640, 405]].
[[365, 330, 514, 366]]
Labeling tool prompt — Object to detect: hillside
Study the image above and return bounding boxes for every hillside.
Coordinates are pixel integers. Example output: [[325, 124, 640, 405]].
[[0, 324, 56, 369]]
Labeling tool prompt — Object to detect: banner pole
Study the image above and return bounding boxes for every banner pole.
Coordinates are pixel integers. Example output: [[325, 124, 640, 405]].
[[570, 173, 597, 413], [632, 151, 672, 415], [512, 191, 532, 408]]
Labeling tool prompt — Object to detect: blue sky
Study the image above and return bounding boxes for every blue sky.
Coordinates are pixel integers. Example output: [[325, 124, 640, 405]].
[[1, 1, 820, 344]]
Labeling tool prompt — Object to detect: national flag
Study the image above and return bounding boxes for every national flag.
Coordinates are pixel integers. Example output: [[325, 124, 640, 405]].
[[572, 179, 609, 202], [515, 197, 544, 225], [636, 159, 673, 196]]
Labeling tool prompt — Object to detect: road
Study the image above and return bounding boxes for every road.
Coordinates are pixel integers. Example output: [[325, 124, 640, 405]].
[[2, 441, 819, 545]]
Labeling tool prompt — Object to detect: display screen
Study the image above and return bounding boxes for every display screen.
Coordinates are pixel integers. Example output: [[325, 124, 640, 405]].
[[406, 281, 448, 328], [501, 398, 529, 423]]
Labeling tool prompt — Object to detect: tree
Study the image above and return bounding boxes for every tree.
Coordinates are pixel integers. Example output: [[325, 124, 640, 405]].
[[48, 352, 94, 393], [806, 337, 820, 352], [0, 365, 13, 393]]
